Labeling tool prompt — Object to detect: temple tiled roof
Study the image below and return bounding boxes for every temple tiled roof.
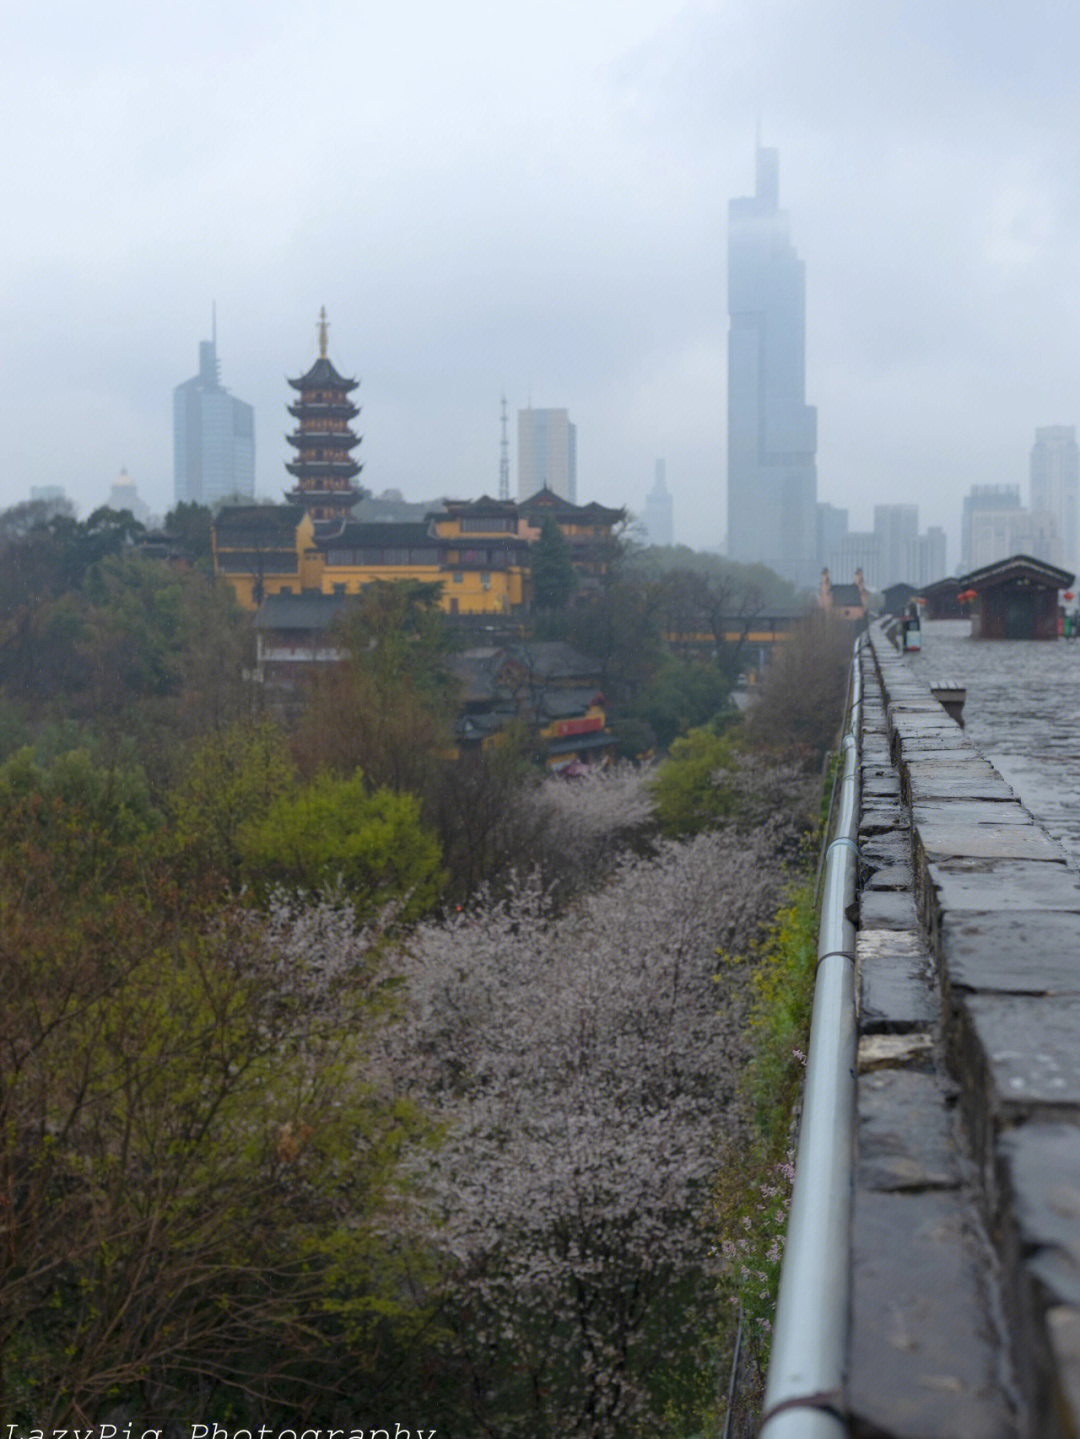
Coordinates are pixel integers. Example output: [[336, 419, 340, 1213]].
[[518, 489, 626, 524], [214, 504, 305, 545], [958, 554, 1075, 590]]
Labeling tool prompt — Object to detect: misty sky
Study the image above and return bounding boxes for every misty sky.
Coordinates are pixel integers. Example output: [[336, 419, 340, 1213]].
[[3, 0, 1079, 566]]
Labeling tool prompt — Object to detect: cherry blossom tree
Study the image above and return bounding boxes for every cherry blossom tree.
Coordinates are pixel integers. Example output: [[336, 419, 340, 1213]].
[[382, 819, 795, 1437]]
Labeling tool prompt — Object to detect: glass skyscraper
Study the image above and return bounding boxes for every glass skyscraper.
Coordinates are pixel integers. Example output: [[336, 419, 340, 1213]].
[[727, 147, 818, 586], [517, 407, 577, 503], [173, 333, 255, 508]]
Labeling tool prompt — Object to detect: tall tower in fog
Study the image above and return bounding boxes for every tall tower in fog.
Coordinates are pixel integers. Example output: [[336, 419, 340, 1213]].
[[726, 146, 817, 586], [642, 459, 674, 546], [173, 321, 254, 507]]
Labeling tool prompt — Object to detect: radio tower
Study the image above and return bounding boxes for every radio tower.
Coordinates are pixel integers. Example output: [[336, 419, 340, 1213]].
[[499, 394, 510, 500]]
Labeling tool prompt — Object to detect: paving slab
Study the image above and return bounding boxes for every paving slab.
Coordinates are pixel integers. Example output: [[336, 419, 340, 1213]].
[[1045, 1307, 1080, 1439], [861, 888, 922, 930], [939, 912, 1080, 996], [860, 802, 908, 837], [847, 1189, 1020, 1438], [912, 799, 1035, 828], [857, 1068, 961, 1190], [863, 738, 891, 759], [858, 1032, 935, 1071], [998, 1123, 1080, 1310], [958, 993, 1080, 1112], [916, 821, 1065, 864], [896, 728, 973, 751], [863, 775, 903, 805], [925, 857, 1080, 916], [858, 928, 927, 959], [860, 830, 912, 868], [859, 937, 937, 1032], [864, 855, 916, 891], [905, 758, 1020, 804]]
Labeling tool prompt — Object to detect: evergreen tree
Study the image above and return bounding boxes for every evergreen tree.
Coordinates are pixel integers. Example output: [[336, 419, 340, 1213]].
[[530, 517, 578, 611]]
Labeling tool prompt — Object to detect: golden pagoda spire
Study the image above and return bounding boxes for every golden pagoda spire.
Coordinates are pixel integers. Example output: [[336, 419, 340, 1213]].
[[318, 306, 329, 359]]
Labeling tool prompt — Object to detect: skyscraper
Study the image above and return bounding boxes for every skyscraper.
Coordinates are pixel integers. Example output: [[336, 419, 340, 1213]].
[[727, 146, 818, 586], [173, 325, 254, 507], [873, 504, 919, 585], [518, 407, 576, 502], [1030, 426, 1079, 575], [642, 459, 674, 546]]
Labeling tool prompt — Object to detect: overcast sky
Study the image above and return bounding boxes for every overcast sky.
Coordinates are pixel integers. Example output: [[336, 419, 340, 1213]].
[[3, 0, 1079, 566]]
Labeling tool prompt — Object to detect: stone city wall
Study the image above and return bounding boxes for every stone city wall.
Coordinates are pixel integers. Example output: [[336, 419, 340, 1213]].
[[848, 623, 1080, 1438]]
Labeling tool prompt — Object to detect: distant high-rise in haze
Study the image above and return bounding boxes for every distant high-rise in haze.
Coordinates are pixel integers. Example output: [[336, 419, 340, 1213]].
[[874, 504, 919, 585], [642, 459, 674, 546], [518, 407, 576, 502], [173, 324, 254, 507], [727, 146, 818, 586], [1030, 426, 1079, 574], [961, 484, 1023, 572], [107, 466, 153, 526]]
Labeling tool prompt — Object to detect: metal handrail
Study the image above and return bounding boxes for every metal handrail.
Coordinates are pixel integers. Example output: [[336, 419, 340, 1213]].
[[720, 1306, 744, 1439], [758, 636, 863, 1438]]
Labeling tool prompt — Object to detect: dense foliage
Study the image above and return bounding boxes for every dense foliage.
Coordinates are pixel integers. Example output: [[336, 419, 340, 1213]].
[[0, 502, 846, 1432]]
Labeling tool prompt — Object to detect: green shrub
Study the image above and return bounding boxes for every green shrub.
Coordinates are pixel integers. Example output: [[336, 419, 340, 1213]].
[[649, 727, 742, 836], [237, 771, 444, 918], [743, 878, 819, 1145]]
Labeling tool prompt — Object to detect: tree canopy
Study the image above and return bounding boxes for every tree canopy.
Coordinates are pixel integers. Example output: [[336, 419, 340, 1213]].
[[530, 516, 579, 610]]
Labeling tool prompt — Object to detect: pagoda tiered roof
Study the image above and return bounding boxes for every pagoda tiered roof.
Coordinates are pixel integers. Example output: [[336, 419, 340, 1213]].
[[283, 310, 364, 521], [287, 356, 358, 393], [287, 397, 359, 420], [285, 458, 361, 480], [285, 428, 359, 451]]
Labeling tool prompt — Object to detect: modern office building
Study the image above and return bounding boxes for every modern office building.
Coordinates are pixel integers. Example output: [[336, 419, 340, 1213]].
[[518, 407, 576, 503], [816, 503, 848, 576], [827, 531, 883, 590], [727, 145, 818, 587], [874, 504, 920, 585], [961, 485, 1023, 572], [1030, 426, 1079, 575], [914, 527, 948, 588], [642, 459, 674, 546], [173, 328, 254, 507], [961, 482, 1062, 571]]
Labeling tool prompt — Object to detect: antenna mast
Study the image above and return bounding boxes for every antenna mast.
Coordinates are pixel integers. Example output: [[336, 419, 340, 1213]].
[[499, 394, 510, 501]]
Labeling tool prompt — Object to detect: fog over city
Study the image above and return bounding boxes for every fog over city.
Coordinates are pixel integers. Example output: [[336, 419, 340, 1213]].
[[3, 0, 1079, 563]]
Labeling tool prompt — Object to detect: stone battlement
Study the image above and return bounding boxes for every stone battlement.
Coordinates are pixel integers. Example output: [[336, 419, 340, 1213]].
[[848, 623, 1080, 1437]]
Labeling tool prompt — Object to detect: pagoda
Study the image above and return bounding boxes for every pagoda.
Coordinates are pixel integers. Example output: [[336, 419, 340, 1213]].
[[285, 308, 364, 528]]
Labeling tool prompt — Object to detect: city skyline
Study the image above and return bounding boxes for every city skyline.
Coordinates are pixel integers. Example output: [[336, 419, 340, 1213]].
[[4, 1, 1080, 558]]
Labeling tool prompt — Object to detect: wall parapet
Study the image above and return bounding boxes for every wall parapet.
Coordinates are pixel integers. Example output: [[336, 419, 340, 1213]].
[[853, 621, 1080, 1438]]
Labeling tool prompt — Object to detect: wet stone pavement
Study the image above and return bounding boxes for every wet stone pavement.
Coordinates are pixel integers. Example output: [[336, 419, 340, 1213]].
[[846, 623, 1080, 1439], [906, 618, 1080, 865]]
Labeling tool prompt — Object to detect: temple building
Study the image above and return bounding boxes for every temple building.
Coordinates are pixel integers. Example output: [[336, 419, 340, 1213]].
[[285, 308, 364, 528], [212, 314, 626, 617], [214, 490, 624, 617]]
